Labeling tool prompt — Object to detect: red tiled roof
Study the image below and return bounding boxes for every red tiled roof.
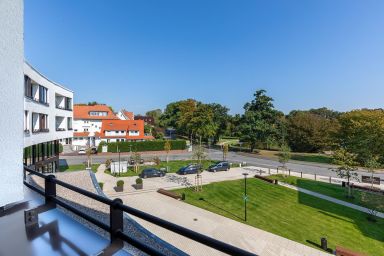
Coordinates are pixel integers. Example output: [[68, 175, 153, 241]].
[[122, 110, 134, 120], [74, 132, 89, 137], [74, 105, 118, 120], [100, 119, 153, 140]]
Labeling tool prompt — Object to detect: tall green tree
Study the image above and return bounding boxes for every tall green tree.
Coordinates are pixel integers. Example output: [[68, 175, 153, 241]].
[[189, 104, 218, 143], [337, 109, 384, 164], [146, 109, 162, 126], [238, 90, 283, 152], [286, 109, 340, 152]]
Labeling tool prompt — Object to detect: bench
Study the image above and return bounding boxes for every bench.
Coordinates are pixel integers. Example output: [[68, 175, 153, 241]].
[[254, 175, 277, 184], [336, 246, 367, 256], [157, 189, 182, 200]]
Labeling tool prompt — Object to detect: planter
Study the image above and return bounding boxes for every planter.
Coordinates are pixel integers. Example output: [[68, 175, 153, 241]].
[[115, 185, 123, 192], [135, 183, 143, 190]]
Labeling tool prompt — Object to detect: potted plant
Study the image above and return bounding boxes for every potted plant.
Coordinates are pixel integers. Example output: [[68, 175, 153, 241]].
[[115, 180, 124, 192], [135, 178, 143, 190]]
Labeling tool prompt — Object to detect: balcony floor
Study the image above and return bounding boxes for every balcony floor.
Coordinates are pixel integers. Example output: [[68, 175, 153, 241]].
[[0, 188, 131, 256]]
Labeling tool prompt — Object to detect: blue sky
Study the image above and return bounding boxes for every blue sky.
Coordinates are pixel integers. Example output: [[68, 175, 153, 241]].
[[25, 0, 384, 115]]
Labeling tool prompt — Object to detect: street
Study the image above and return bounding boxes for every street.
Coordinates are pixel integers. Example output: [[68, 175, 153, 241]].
[[60, 148, 384, 180]]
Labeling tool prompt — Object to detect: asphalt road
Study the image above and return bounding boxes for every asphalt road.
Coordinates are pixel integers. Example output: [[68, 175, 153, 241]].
[[60, 149, 384, 180]]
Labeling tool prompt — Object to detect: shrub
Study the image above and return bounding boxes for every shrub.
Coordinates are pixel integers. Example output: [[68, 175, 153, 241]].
[[116, 180, 124, 187], [101, 140, 187, 153], [59, 143, 63, 153], [105, 159, 112, 170], [98, 182, 104, 190], [136, 178, 143, 184], [181, 193, 186, 201]]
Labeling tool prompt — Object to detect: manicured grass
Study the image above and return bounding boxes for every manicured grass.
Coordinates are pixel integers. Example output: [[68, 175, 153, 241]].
[[173, 179, 384, 255], [269, 175, 384, 212], [104, 160, 221, 177], [59, 164, 100, 173]]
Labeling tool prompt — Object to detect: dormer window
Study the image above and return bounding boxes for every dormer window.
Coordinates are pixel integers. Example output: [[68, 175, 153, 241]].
[[89, 111, 108, 116]]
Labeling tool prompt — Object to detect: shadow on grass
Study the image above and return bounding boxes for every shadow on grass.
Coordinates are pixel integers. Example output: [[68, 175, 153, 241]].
[[297, 179, 384, 243], [199, 197, 244, 221], [317, 211, 354, 224]]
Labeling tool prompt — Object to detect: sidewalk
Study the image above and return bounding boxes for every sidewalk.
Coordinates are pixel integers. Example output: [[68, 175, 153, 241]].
[[278, 182, 384, 218]]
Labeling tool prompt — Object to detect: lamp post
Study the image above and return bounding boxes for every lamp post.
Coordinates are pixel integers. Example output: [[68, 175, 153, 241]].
[[118, 144, 121, 177], [242, 173, 249, 222]]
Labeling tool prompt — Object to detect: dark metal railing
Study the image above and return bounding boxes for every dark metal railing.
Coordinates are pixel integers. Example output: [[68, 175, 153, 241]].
[[23, 166, 256, 256]]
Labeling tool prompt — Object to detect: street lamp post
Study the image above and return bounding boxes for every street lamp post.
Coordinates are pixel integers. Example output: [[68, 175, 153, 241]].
[[118, 144, 121, 177], [242, 173, 249, 222]]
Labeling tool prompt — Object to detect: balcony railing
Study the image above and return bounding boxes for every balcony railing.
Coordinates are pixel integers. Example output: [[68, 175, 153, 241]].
[[23, 166, 256, 256], [25, 95, 49, 106], [32, 128, 50, 133], [56, 105, 72, 111], [56, 128, 66, 131]]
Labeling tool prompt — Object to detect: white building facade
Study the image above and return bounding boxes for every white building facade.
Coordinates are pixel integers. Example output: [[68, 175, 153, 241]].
[[23, 63, 74, 173]]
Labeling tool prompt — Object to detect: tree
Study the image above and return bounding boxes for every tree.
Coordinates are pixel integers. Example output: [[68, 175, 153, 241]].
[[206, 103, 230, 142], [286, 109, 340, 152], [238, 90, 283, 152], [222, 144, 229, 161], [364, 156, 380, 189], [193, 144, 207, 165], [332, 149, 359, 198], [278, 144, 291, 176], [189, 104, 218, 143], [86, 147, 92, 168], [131, 152, 141, 173], [361, 191, 380, 222], [144, 124, 152, 134], [164, 140, 171, 164], [146, 109, 162, 126], [337, 109, 384, 164]]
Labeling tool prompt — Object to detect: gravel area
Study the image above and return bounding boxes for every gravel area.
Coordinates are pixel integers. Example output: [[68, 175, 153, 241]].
[[27, 171, 186, 256]]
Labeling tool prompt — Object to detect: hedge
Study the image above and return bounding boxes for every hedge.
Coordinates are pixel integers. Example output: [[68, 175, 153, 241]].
[[98, 140, 187, 153]]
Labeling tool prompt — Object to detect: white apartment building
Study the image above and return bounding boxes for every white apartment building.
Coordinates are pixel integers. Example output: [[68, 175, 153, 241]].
[[23, 63, 74, 173]]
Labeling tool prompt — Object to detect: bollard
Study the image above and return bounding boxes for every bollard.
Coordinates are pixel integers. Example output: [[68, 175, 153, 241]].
[[315, 174, 317, 181], [268, 168, 270, 174], [277, 168, 278, 174], [329, 176, 331, 183], [321, 238, 327, 250], [288, 170, 291, 176], [301, 172, 302, 178]]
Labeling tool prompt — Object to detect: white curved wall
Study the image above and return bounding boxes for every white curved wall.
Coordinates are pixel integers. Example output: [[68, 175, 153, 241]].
[[24, 63, 74, 147], [0, 0, 24, 207]]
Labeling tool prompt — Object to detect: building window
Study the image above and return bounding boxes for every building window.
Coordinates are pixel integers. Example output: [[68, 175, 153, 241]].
[[84, 128, 89, 132], [67, 117, 72, 130], [65, 97, 72, 110], [89, 111, 107, 116], [39, 85, 48, 104], [39, 114, 48, 130], [24, 75, 33, 98], [24, 111, 29, 131]]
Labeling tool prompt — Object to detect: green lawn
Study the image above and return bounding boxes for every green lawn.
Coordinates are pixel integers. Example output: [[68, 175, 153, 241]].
[[173, 179, 384, 255], [59, 164, 100, 173], [105, 160, 220, 177], [269, 175, 384, 212]]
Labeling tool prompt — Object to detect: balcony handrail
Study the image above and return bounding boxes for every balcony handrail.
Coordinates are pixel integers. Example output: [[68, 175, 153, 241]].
[[23, 166, 256, 256]]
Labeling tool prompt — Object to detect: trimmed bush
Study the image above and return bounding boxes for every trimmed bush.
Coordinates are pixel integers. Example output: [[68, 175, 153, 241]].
[[98, 182, 104, 190], [98, 140, 187, 153], [136, 178, 143, 184], [59, 143, 63, 153], [116, 180, 124, 187]]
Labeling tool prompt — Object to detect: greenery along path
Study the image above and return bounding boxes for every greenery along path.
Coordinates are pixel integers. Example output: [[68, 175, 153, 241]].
[[59, 164, 100, 173], [173, 179, 384, 256], [269, 175, 384, 212], [104, 160, 220, 177]]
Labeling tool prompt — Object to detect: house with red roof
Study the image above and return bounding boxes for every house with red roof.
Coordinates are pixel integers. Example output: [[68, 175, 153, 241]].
[[117, 109, 134, 120], [72, 104, 118, 148], [100, 119, 154, 143]]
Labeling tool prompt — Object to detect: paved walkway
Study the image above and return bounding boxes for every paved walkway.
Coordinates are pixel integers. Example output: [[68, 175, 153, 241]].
[[279, 182, 384, 218]]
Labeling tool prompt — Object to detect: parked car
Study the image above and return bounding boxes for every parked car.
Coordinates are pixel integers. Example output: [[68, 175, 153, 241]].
[[139, 168, 166, 179], [208, 161, 230, 172], [176, 164, 202, 175], [78, 149, 86, 155]]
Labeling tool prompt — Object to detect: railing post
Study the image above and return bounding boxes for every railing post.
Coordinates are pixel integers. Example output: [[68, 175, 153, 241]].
[[300, 171, 302, 178], [288, 169, 291, 176], [110, 198, 124, 243], [45, 174, 56, 208]]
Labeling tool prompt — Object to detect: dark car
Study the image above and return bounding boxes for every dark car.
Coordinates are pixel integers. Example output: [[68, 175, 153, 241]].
[[208, 161, 230, 172], [139, 168, 166, 179], [176, 164, 202, 175]]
